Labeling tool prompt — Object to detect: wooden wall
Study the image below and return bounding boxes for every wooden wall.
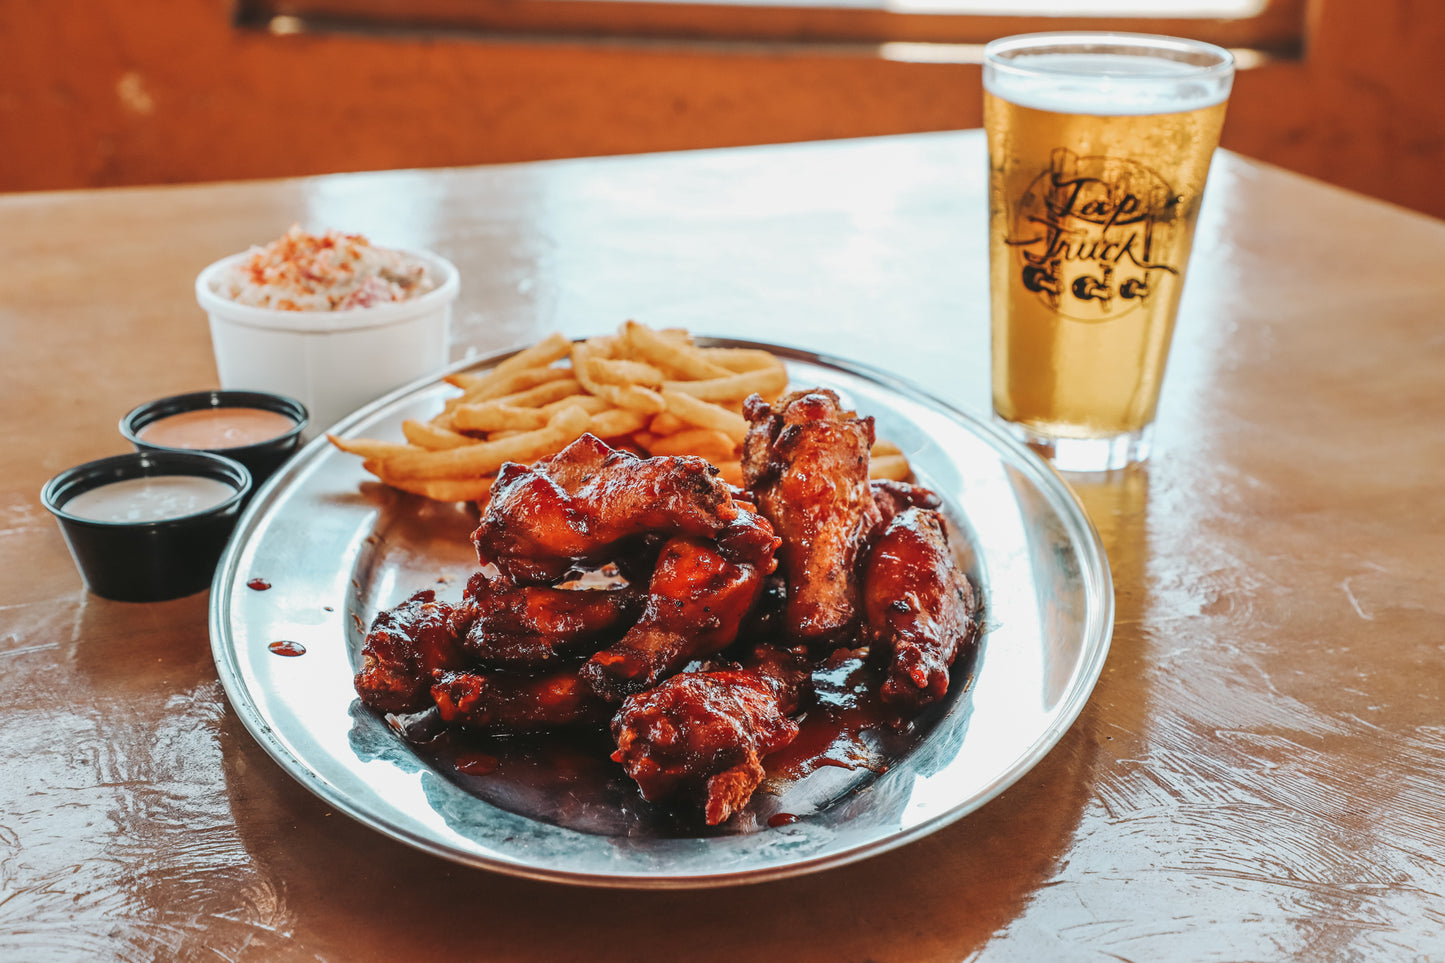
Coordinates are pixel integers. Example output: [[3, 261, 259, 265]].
[[2, 0, 1443, 219]]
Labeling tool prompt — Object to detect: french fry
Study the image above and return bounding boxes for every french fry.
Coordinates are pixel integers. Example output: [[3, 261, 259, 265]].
[[621, 320, 734, 380], [328, 322, 916, 504], [327, 435, 418, 460], [477, 377, 584, 411], [451, 403, 551, 433], [569, 340, 602, 392], [401, 419, 477, 450], [572, 340, 665, 414], [609, 383, 666, 414], [437, 368, 573, 427], [661, 390, 750, 443], [445, 333, 572, 390], [539, 394, 613, 417], [585, 355, 665, 388], [587, 408, 652, 439], [645, 428, 738, 463], [467, 370, 579, 406], [582, 334, 623, 359], [443, 367, 575, 420], [376, 472, 496, 503], [872, 439, 903, 457], [383, 405, 592, 480], [869, 454, 911, 481], [714, 460, 744, 487], [648, 411, 687, 435], [661, 366, 788, 404], [496, 331, 574, 372], [697, 347, 781, 373], [450, 379, 585, 431], [713, 395, 748, 414]]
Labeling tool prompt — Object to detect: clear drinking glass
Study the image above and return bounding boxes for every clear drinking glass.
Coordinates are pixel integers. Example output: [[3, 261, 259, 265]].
[[983, 33, 1234, 471]]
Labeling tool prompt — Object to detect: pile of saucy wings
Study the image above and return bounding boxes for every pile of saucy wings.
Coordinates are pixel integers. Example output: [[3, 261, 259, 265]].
[[354, 388, 981, 826]]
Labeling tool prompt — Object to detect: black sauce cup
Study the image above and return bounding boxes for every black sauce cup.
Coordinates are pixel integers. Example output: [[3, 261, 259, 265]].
[[120, 390, 308, 489], [42, 451, 252, 602]]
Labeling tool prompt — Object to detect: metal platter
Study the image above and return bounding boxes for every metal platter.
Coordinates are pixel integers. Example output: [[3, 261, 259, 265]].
[[210, 340, 1113, 889]]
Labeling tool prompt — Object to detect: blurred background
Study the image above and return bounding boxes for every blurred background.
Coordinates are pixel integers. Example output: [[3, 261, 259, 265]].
[[3, 0, 1442, 218]]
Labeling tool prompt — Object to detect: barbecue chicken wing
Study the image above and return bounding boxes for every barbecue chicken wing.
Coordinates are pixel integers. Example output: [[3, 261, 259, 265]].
[[742, 389, 882, 644], [870, 478, 941, 526], [581, 536, 765, 702], [353, 390, 982, 827], [431, 667, 611, 730], [611, 644, 811, 825], [863, 507, 978, 709], [354, 590, 472, 713], [473, 433, 777, 584], [461, 571, 644, 669]]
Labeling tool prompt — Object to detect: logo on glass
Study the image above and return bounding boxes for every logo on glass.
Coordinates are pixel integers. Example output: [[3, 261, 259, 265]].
[[1006, 148, 1181, 323]]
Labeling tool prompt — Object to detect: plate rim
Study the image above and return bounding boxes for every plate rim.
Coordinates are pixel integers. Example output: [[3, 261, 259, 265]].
[[210, 336, 1114, 889]]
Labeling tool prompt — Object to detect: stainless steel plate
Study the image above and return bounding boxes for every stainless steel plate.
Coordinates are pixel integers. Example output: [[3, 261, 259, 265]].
[[210, 340, 1113, 888]]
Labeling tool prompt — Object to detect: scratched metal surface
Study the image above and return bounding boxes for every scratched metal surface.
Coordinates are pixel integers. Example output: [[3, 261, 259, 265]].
[[2, 131, 1443, 959]]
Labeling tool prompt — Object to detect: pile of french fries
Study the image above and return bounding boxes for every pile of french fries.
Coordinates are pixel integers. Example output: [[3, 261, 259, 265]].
[[328, 321, 911, 503]]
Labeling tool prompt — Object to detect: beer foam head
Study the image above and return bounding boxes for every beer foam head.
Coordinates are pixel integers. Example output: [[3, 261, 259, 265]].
[[984, 34, 1234, 116]]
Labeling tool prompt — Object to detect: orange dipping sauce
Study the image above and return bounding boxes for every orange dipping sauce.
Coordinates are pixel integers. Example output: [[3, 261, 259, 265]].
[[138, 407, 295, 450]]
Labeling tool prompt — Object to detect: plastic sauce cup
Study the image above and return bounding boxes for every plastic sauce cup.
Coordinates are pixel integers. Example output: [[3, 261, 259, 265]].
[[121, 389, 308, 489], [42, 451, 252, 602]]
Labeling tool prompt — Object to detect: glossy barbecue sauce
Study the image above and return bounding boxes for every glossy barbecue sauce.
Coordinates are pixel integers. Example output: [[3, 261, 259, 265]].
[[454, 752, 499, 776], [764, 650, 903, 780], [413, 644, 942, 837], [386, 548, 971, 835]]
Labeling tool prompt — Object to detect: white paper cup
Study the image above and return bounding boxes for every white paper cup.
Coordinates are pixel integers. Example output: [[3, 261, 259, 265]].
[[196, 250, 460, 432]]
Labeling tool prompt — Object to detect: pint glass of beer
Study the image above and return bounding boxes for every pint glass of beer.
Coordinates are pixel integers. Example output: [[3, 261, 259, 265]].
[[984, 33, 1234, 471]]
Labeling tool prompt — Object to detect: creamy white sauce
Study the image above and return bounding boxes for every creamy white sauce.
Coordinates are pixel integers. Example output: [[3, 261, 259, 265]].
[[64, 475, 237, 523]]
